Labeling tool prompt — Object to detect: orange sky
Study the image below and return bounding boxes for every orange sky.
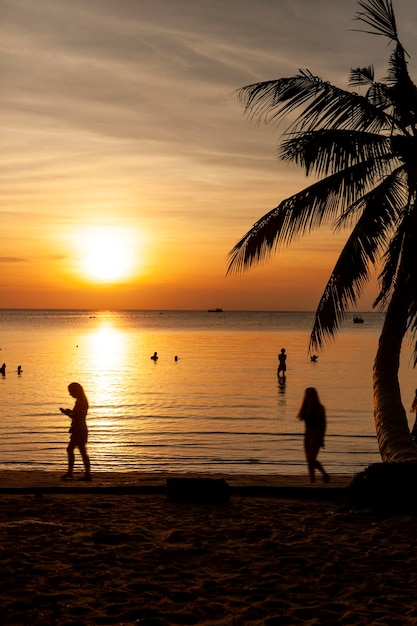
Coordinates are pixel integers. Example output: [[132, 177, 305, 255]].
[[2, 0, 416, 310]]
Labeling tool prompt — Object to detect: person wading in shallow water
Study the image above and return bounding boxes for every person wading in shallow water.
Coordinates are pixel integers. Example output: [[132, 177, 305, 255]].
[[277, 348, 287, 379], [60, 382, 91, 481], [297, 387, 330, 484]]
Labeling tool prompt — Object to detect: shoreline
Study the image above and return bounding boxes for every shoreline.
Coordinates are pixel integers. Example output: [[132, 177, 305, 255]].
[[0, 469, 353, 492]]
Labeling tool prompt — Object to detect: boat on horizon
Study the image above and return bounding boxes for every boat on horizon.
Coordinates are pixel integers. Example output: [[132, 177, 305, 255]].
[[353, 316, 364, 324], [208, 307, 223, 313]]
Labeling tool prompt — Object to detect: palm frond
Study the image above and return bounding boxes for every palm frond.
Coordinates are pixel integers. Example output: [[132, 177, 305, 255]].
[[348, 66, 393, 113], [226, 160, 392, 276], [374, 225, 405, 310], [309, 201, 392, 350], [237, 71, 393, 135], [355, 0, 398, 42], [226, 204, 288, 275], [334, 165, 406, 230], [280, 129, 393, 178], [309, 170, 408, 349], [349, 66, 375, 87], [366, 82, 392, 110]]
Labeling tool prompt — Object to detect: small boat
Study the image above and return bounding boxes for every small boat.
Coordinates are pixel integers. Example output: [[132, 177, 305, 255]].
[[208, 308, 223, 313], [353, 316, 364, 324]]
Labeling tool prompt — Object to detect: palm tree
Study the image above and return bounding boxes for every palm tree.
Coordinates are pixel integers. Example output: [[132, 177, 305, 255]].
[[227, 0, 417, 463]]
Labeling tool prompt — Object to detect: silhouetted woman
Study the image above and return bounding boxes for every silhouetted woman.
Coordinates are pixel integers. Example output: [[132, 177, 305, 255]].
[[60, 382, 91, 481], [297, 387, 330, 484]]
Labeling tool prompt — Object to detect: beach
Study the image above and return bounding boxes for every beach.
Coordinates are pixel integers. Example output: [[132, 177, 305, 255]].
[[1, 472, 417, 625]]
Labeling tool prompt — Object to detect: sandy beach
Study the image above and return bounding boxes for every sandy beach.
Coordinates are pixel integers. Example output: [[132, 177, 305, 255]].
[[1, 471, 417, 625]]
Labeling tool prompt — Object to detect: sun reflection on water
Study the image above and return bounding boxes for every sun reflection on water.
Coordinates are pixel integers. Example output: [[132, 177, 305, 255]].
[[87, 323, 127, 369], [83, 322, 132, 441]]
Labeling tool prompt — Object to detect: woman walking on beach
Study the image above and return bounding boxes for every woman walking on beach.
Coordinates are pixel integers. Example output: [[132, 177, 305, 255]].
[[60, 382, 91, 481], [297, 387, 330, 484]]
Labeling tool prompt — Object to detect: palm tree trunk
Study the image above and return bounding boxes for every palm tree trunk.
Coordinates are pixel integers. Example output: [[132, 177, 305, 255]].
[[373, 284, 417, 462]]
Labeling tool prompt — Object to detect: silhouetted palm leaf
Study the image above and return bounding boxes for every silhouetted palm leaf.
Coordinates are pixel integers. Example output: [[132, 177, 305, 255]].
[[238, 71, 392, 134], [355, 0, 398, 41]]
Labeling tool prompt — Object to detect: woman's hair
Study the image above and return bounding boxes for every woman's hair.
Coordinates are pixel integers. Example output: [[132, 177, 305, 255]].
[[68, 382, 88, 404], [297, 387, 321, 419]]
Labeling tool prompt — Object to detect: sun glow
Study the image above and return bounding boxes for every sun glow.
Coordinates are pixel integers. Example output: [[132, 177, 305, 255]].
[[75, 226, 140, 283], [85, 323, 130, 421]]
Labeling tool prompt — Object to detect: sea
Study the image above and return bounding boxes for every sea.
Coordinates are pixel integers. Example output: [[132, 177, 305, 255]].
[[1, 309, 416, 476]]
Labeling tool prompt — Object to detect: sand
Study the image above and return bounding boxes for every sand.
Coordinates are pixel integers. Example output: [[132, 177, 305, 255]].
[[1, 471, 417, 625]]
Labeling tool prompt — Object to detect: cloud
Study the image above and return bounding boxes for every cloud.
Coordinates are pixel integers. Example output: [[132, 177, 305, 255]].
[[2, 0, 417, 308], [3, 0, 416, 164]]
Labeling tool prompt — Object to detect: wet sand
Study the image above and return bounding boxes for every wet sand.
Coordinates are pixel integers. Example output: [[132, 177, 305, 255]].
[[0, 469, 351, 491], [1, 471, 417, 625]]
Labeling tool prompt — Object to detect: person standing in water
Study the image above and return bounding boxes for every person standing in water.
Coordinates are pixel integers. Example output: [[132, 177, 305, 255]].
[[277, 348, 287, 379], [297, 387, 330, 484], [60, 382, 91, 481]]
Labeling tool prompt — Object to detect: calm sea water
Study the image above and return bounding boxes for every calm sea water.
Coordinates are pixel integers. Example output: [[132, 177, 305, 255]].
[[1, 309, 416, 476]]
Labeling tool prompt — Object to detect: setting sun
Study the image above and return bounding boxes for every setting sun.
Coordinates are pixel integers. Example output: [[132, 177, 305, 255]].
[[74, 227, 141, 284]]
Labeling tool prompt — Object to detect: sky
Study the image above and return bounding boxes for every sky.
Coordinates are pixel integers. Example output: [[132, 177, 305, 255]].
[[2, 0, 417, 311]]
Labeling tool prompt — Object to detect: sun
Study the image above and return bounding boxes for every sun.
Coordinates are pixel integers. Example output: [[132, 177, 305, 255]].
[[76, 226, 140, 283]]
